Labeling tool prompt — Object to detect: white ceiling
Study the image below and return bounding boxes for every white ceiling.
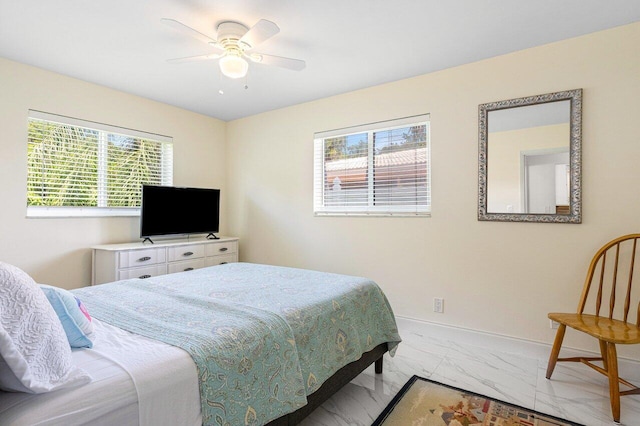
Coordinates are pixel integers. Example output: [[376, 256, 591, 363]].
[[1, 1, 640, 121]]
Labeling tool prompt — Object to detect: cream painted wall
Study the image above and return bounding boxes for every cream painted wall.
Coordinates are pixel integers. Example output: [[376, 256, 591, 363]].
[[226, 23, 640, 355], [0, 58, 226, 289]]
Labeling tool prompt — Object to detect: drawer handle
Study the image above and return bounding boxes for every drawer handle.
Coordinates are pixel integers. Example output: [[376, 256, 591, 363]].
[[138, 256, 151, 262], [184, 267, 194, 271], [139, 274, 151, 279], [220, 262, 228, 265], [219, 247, 228, 252], [183, 251, 194, 256]]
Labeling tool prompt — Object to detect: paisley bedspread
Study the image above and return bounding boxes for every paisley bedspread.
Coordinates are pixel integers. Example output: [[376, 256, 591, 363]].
[[73, 262, 401, 426]]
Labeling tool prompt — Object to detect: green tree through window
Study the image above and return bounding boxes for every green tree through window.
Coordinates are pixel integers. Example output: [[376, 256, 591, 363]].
[[27, 113, 173, 216]]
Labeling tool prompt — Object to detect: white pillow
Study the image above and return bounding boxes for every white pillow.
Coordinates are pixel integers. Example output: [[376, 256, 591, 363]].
[[0, 261, 91, 393]]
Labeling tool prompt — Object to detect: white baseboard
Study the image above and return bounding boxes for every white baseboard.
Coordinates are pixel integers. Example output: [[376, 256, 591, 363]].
[[395, 315, 640, 377]]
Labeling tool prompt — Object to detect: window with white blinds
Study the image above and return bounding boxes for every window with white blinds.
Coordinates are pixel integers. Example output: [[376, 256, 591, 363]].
[[314, 114, 430, 216], [27, 110, 173, 217]]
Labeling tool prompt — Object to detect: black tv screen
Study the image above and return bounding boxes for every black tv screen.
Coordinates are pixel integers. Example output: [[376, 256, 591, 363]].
[[140, 185, 220, 238]]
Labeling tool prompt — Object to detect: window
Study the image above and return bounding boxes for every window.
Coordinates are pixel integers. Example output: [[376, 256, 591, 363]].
[[314, 115, 430, 216], [27, 111, 173, 217]]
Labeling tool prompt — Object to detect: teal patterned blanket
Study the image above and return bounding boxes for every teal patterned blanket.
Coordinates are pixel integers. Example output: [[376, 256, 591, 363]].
[[73, 262, 401, 426]]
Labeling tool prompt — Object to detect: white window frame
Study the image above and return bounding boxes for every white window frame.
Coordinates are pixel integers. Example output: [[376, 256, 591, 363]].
[[314, 114, 431, 217], [26, 110, 173, 218]]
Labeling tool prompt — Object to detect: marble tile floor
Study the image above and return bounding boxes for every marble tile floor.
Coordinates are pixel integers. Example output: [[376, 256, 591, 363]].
[[299, 319, 640, 426]]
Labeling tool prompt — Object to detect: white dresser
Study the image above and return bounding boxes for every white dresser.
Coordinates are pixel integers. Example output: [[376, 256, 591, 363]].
[[91, 236, 239, 285]]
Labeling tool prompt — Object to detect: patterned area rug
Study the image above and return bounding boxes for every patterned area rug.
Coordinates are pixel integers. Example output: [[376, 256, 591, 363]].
[[372, 375, 584, 426]]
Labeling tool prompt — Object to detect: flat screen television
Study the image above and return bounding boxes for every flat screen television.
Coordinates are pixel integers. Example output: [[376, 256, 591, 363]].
[[140, 185, 220, 241]]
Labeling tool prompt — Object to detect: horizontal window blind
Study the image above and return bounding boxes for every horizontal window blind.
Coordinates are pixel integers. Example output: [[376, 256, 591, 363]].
[[27, 111, 173, 217], [314, 114, 430, 216]]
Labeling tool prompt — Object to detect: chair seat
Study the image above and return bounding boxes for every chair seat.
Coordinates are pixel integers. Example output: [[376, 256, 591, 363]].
[[549, 312, 640, 344]]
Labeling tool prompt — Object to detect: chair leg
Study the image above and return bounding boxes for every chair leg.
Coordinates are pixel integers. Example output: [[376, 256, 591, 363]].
[[546, 324, 566, 379], [599, 339, 608, 370], [606, 342, 621, 423]]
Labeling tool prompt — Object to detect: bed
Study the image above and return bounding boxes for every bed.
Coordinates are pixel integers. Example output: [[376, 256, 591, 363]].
[[0, 262, 401, 425]]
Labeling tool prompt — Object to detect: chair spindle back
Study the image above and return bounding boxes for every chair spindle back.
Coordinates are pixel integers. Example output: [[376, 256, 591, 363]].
[[577, 234, 640, 325]]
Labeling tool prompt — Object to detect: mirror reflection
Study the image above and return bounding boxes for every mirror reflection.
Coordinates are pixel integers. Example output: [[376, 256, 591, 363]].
[[487, 101, 570, 214], [478, 89, 582, 223]]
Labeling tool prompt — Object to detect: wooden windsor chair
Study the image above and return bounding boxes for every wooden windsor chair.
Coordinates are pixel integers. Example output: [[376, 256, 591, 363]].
[[546, 233, 640, 423]]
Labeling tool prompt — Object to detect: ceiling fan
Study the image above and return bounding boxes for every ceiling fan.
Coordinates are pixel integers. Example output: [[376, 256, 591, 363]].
[[161, 18, 305, 80]]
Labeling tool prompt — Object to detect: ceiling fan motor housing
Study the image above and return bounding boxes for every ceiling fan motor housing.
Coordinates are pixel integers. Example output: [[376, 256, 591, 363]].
[[216, 21, 251, 51]]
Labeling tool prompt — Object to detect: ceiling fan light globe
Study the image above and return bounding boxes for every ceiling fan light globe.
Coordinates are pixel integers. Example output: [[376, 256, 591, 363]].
[[219, 55, 248, 79]]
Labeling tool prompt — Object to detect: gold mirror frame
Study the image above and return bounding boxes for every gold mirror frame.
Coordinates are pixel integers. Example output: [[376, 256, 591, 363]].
[[478, 89, 582, 223]]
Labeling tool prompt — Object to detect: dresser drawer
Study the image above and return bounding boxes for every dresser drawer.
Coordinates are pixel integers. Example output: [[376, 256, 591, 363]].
[[204, 253, 237, 267], [205, 241, 237, 257], [168, 258, 205, 274], [118, 248, 166, 268], [168, 244, 205, 262], [118, 264, 167, 280]]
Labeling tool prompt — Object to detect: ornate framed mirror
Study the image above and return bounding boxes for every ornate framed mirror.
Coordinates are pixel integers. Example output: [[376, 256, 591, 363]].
[[478, 89, 582, 223]]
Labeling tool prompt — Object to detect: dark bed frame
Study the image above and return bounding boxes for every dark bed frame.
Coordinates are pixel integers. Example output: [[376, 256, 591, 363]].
[[266, 343, 388, 425]]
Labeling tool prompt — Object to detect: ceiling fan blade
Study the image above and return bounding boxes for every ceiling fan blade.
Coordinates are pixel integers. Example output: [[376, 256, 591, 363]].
[[240, 19, 280, 48], [166, 53, 224, 64], [161, 18, 217, 45], [247, 53, 306, 71]]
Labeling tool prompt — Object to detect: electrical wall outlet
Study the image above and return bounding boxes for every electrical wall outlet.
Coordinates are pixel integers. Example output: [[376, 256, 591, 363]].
[[550, 320, 559, 329], [433, 297, 444, 313]]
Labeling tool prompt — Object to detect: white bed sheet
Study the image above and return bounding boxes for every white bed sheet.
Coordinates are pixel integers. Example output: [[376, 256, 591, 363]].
[[0, 318, 202, 426]]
